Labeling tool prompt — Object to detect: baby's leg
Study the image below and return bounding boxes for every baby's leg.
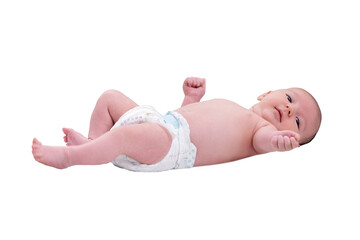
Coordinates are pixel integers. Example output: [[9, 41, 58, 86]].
[[62, 90, 137, 146], [88, 90, 138, 140], [33, 123, 171, 169]]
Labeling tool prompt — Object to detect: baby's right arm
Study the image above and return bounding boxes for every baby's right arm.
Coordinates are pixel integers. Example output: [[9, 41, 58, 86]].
[[252, 124, 300, 154], [181, 77, 206, 107]]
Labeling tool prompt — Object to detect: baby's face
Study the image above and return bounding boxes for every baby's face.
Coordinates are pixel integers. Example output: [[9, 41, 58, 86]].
[[252, 88, 321, 144]]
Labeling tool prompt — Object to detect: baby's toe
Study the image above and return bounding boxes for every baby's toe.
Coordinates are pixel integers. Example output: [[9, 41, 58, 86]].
[[32, 138, 43, 159]]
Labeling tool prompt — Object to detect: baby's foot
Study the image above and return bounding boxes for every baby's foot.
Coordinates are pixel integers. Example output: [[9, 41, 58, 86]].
[[63, 128, 90, 146], [32, 138, 70, 169]]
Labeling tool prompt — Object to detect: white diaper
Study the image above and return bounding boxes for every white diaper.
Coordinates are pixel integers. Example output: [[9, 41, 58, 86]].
[[111, 106, 197, 172]]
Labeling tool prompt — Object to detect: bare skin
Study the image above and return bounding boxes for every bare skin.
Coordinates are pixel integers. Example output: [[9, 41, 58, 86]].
[[32, 77, 205, 169], [32, 77, 321, 169]]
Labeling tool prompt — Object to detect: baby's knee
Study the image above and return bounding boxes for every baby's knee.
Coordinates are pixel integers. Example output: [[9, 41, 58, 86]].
[[101, 89, 122, 99], [99, 89, 129, 105]]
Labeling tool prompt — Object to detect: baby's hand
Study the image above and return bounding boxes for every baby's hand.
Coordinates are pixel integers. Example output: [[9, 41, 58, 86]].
[[271, 130, 300, 151], [183, 77, 206, 101]]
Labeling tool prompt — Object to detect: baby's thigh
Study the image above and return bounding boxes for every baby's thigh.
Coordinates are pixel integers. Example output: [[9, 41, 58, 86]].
[[122, 123, 172, 165]]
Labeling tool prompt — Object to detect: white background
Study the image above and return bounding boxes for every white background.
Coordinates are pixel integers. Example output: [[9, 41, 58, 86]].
[[1, 0, 359, 239]]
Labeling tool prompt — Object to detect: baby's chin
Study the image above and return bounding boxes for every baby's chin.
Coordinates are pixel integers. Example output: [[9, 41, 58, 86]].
[[251, 105, 281, 128], [259, 110, 278, 125]]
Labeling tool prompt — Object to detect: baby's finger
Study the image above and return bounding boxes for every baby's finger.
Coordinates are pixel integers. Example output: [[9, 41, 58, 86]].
[[187, 78, 194, 86], [271, 136, 278, 150], [193, 80, 200, 87], [278, 136, 285, 151], [184, 77, 192, 85], [198, 78, 206, 87], [290, 137, 300, 149], [284, 136, 291, 151]]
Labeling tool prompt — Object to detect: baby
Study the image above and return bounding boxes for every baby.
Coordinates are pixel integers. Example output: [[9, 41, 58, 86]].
[[32, 77, 322, 171]]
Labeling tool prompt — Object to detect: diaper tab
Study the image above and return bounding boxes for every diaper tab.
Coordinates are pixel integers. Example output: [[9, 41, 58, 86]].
[[163, 112, 180, 129]]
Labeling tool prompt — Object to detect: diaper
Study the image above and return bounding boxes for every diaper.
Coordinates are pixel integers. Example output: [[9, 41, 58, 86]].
[[111, 106, 197, 172]]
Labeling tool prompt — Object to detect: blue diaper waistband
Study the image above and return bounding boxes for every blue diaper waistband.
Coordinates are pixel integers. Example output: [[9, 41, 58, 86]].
[[163, 112, 180, 129]]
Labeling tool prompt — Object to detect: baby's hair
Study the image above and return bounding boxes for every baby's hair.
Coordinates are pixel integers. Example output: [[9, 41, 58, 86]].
[[301, 131, 318, 146], [295, 88, 322, 146]]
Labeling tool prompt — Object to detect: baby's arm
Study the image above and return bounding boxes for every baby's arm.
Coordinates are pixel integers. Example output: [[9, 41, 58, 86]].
[[181, 77, 206, 107], [252, 124, 300, 154]]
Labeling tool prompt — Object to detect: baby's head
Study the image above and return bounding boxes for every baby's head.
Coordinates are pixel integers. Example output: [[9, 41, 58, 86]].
[[251, 88, 322, 145]]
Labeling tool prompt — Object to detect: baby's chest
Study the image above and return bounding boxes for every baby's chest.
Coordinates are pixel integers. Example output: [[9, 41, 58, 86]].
[[195, 111, 258, 147]]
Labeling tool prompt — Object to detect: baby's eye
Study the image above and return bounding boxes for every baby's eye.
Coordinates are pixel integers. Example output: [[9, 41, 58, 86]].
[[287, 94, 292, 103], [296, 117, 300, 128]]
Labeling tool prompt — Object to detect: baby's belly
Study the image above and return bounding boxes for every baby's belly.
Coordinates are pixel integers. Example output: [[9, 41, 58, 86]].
[[176, 105, 258, 166], [190, 121, 256, 166]]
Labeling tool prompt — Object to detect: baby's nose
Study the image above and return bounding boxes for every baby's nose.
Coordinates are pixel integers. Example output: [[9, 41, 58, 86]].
[[285, 104, 294, 117]]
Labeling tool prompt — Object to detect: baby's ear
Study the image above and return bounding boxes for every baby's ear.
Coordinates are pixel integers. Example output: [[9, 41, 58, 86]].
[[257, 91, 272, 101]]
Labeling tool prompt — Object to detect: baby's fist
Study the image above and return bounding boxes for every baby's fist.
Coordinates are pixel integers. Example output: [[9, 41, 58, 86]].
[[183, 77, 206, 100], [271, 130, 300, 151]]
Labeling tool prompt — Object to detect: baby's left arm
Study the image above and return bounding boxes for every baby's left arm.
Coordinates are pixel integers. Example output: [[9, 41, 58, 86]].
[[252, 124, 300, 154]]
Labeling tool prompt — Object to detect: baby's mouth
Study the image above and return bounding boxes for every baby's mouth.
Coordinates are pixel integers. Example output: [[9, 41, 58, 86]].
[[275, 107, 282, 122]]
